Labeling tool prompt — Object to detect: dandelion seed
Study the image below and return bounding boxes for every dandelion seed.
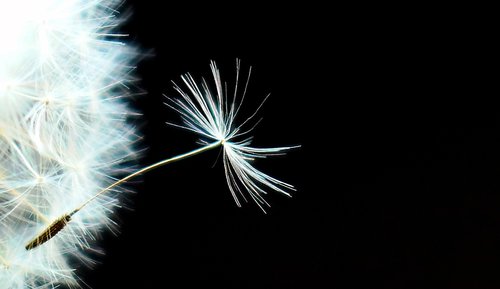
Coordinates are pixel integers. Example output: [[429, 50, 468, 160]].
[[20, 60, 299, 260]]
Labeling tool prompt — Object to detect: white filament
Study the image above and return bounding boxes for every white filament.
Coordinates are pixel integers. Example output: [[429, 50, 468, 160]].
[[167, 60, 299, 212]]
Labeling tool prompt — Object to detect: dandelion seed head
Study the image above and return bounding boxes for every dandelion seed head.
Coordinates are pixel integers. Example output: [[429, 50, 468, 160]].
[[0, 0, 139, 287]]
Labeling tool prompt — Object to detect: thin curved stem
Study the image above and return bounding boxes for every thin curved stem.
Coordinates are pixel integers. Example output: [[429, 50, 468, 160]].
[[72, 140, 222, 214], [25, 141, 223, 250]]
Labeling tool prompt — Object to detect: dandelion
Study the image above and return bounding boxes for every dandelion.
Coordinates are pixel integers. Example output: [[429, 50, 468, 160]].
[[0, 0, 138, 288], [8, 59, 298, 286], [1, 0, 297, 287]]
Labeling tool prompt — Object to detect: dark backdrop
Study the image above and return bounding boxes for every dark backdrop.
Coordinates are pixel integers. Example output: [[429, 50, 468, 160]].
[[82, 2, 497, 289]]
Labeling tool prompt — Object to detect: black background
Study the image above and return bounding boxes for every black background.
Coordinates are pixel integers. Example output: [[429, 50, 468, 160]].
[[81, 2, 497, 289]]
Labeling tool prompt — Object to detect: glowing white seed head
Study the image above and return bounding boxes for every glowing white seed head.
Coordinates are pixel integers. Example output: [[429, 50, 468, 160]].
[[0, 0, 138, 287]]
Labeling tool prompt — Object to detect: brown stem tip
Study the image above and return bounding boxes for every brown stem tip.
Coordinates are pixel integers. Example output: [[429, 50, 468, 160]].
[[25, 214, 71, 250]]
